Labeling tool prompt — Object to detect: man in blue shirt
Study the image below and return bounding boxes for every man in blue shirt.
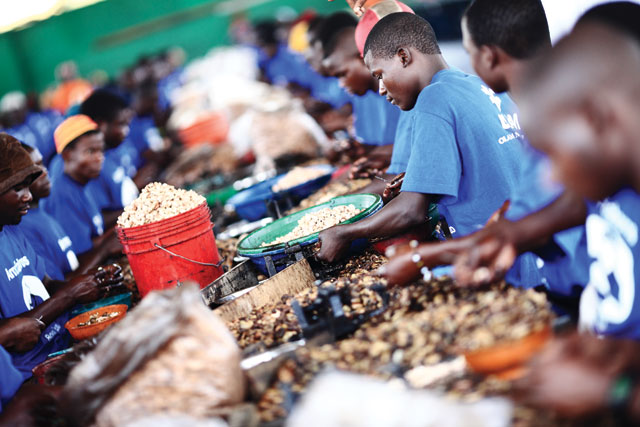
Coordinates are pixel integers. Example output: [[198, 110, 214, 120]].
[[79, 90, 138, 213], [381, 0, 589, 292], [321, 13, 400, 172], [519, 14, 640, 338], [317, 13, 527, 262], [0, 134, 114, 379], [19, 145, 79, 281], [43, 115, 121, 266]]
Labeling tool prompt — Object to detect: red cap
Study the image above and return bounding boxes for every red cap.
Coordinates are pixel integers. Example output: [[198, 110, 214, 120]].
[[355, 0, 414, 57]]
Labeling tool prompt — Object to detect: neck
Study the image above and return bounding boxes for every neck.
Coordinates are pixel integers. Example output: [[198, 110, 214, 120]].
[[505, 58, 532, 103], [64, 168, 88, 186], [416, 54, 449, 92]]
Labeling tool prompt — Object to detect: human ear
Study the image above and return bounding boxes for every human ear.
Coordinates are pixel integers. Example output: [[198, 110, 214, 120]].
[[479, 45, 499, 71], [397, 47, 412, 68]]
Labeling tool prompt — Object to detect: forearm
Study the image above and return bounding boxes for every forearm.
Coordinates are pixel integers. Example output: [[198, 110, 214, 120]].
[[367, 144, 394, 160], [341, 192, 431, 241], [74, 248, 108, 276], [350, 174, 391, 196], [24, 293, 76, 325], [510, 190, 587, 253]]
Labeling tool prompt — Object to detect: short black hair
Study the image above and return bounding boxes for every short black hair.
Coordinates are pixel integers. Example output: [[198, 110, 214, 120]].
[[80, 89, 128, 123], [63, 130, 100, 153], [364, 13, 440, 60], [578, 2, 640, 43], [463, 0, 550, 59], [254, 20, 278, 46], [315, 12, 357, 58]]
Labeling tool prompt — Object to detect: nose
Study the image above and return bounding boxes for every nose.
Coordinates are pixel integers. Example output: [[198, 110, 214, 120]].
[[378, 80, 387, 96], [19, 187, 33, 203]]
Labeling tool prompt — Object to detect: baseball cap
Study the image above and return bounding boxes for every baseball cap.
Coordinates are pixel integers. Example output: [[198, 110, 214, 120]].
[[355, 0, 414, 57], [54, 114, 99, 154]]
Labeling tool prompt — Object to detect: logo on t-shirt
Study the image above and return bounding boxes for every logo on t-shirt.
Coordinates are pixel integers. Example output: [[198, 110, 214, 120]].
[[5, 256, 30, 281], [480, 85, 522, 145]]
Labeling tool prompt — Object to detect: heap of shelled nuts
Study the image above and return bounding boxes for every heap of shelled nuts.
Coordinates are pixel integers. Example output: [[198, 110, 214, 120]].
[[117, 182, 206, 228], [289, 178, 372, 213], [261, 205, 362, 247], [272, 167, 328, 192]]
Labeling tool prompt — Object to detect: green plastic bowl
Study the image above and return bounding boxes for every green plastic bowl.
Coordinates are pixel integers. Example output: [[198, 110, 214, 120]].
[[237, 193, 383, 256], [205, 185, 238, 206]]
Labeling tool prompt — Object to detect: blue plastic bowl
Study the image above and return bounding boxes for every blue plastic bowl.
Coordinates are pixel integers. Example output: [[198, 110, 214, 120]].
[[225, 175, 285, 221], [70, 292, 132, 317], [274, 165, 335, 200]]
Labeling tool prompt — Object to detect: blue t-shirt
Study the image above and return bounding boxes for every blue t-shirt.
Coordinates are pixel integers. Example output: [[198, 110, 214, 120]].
[[5, 122, 46, 159], [0, 345, 23, 411], [503, 138, 588, 292], [311, 75, 352, 109], [578, 189, 640, 339], [128, 116, 164, 154], [351, 90, 400, 147], [19, 206, 79, 281], [264, 44, 298, 87], [386, 110, 413, 175], [25, 110, 63, 167], [401, 69, 525, 237], [157, 68, 184, 111], [0, 226, 70, 380], [42, 173, 104, 255], [87, 152, 139, 211], [48, 153, 63, 183]]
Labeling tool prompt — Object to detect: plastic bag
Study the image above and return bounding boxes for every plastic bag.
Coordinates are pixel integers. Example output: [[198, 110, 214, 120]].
[[62, 283, 245, 427], [287, 371, 513, 427]]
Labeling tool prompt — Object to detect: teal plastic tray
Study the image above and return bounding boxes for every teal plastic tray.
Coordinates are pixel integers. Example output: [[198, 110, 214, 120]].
[[237, 193, 382, 256]]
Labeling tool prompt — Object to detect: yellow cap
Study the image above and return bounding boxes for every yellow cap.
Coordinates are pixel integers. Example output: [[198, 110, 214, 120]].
[[54, 114, 98, 153], [288, 21, 309, 53]]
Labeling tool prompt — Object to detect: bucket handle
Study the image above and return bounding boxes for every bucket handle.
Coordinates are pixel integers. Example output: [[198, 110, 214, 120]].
[[153, 243, 225, 268]]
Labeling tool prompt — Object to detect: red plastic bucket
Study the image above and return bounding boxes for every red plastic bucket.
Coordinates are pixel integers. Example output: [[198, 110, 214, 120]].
[[116, 203, 224, 297]]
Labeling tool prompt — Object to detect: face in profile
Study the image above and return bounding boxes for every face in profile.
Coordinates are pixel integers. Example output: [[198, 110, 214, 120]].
[[364, 50, 419, 111]]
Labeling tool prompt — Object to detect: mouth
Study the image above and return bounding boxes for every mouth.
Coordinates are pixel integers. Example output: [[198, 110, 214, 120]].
[[386, 96, 395, 105], [18, 205, 30, 215]]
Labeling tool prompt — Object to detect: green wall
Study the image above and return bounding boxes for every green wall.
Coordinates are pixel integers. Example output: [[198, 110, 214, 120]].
[[0, 0, 342, 96]]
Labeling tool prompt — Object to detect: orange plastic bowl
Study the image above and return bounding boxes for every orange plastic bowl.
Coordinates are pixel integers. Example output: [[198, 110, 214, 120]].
[[464, 326, 551, 380], [65, 304, 128, 341]]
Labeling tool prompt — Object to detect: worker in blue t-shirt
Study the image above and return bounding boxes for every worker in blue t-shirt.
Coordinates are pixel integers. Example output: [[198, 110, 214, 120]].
[[0, 134, 116, 380], [79, 90, 139, 214], [381, 1, 589, 293], [318, 13, 527, 263], [42, 115, 122, 267], [322, 17, 400, 151], [19, 145, 79, 280], [518, 14, 640, 338]]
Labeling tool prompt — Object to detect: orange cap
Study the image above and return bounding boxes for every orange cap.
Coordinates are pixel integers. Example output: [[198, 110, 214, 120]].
[[54, 114, 98, 153], [355, 1, 414, 57]]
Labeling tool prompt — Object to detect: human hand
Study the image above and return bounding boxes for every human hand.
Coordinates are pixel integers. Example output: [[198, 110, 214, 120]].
[[62, 274, 104, 304], [0, 317, 44, 352], [382, 172, 405, 203], [349, 157, 388, 179], [317, 226, 352, 263], [90, 263, 124, 288], [329, 0, 366, 16], [513, 334, 624, 418], [453, 221, 518, 287]]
